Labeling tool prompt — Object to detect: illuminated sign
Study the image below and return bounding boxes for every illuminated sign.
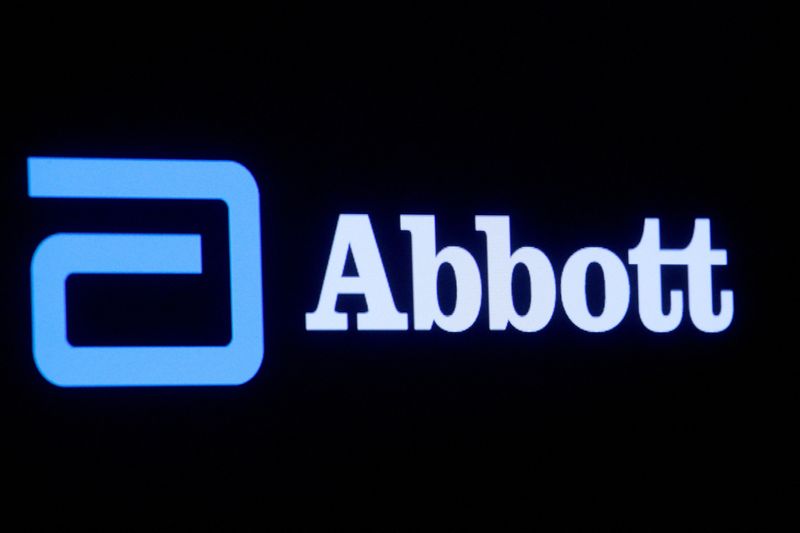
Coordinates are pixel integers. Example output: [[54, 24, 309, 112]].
[[28, 157, 734, 387], [306, 215, 733, 333]]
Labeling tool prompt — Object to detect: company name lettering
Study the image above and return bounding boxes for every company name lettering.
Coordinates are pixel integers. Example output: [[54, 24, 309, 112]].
[[306, 215, 733, 334]]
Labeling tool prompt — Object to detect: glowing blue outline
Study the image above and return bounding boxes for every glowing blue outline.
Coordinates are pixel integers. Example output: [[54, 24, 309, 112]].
[[29, 157, 264, 387]]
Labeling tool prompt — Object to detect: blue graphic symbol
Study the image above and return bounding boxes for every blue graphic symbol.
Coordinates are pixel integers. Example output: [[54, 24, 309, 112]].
[[29, 157, 264, 386]]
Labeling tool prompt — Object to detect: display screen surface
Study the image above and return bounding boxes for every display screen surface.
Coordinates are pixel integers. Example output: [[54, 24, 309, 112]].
[[1, 9, 775, 522]]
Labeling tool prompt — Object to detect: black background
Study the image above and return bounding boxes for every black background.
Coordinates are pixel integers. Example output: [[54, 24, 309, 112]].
[[1, 5, 783, 526]]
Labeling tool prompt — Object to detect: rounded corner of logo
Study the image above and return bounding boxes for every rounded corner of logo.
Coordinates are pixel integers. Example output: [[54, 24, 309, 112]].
[[32, 355, 70, 388], [221, 160, 262, 197]]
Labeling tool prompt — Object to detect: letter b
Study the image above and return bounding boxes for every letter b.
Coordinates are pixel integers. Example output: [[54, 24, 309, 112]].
[[475, 216, 556, 332], [400, 215, 482, 332]]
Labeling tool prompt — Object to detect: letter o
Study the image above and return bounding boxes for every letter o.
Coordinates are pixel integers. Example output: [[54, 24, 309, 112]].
[[561, 247, 630, 333]]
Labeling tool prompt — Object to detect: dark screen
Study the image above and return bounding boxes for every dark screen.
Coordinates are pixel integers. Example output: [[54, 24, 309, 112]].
[[1, 6, 781, 526]]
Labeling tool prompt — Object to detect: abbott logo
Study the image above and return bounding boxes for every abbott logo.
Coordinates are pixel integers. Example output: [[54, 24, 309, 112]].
[[29, 157, 264, 387], [306, 215, 733, 334], [27, 156, 734, 388]]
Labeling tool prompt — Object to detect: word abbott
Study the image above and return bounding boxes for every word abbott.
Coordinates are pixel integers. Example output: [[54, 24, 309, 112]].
[[306, 215, 733, 334]]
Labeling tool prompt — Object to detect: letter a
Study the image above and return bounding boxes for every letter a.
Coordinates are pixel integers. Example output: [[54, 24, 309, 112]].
[[306, 214, 408, 330]]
